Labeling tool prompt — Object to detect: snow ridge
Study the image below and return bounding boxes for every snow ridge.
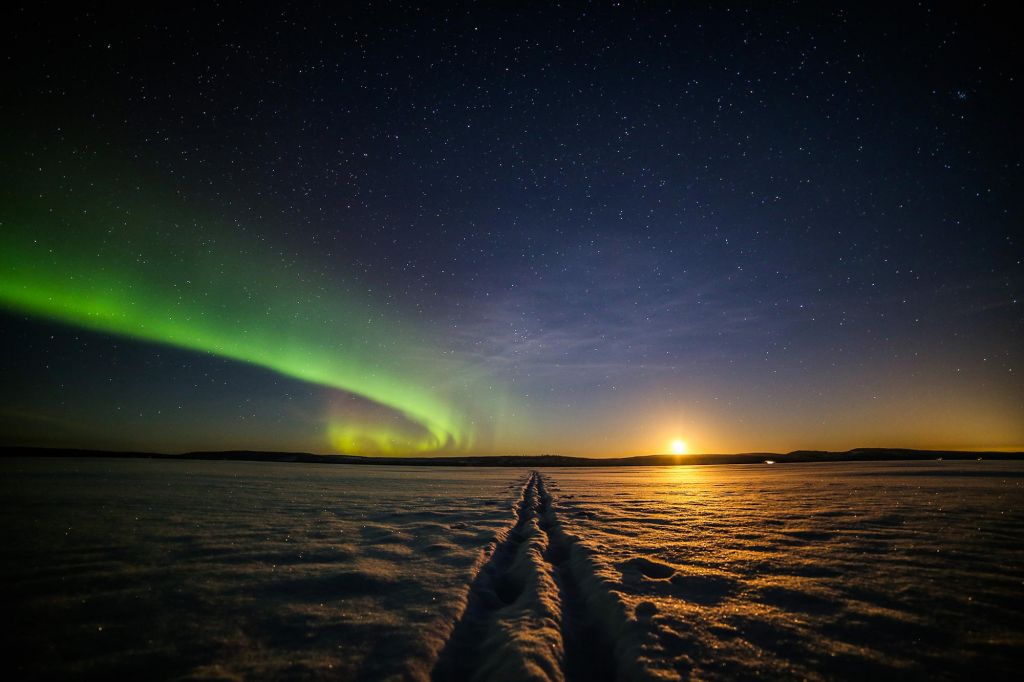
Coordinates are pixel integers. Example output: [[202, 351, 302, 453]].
[[536, 476, 667, 682], [432, 472, 659, 682]]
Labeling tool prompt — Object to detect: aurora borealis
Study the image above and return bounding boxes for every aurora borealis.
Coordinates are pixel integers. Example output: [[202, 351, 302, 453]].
[[1, 4, 1022, 455], [0, 161, 504, 455]]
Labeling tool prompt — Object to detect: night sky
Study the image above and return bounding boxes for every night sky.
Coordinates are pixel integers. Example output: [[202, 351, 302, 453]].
[[1, 3, 1021, 456]]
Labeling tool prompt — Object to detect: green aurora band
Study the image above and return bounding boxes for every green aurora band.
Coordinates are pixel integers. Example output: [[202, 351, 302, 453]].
[[0, 166, 492, 455]]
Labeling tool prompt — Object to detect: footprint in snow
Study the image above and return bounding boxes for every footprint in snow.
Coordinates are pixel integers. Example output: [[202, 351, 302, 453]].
[[619, 556, 677, 580]]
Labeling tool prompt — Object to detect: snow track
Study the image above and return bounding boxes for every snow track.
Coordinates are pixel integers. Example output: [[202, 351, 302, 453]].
[[432, 472, 658, 682]]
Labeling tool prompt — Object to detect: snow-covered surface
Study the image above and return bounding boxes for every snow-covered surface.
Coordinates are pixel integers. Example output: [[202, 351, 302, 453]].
[[1, 458, 527, 680], [3, 458, 1023, 681], [546, 461, 1024, 680]]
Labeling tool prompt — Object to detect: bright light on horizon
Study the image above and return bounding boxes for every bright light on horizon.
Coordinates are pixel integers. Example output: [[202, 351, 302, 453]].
[[671, 439, 688, 455]]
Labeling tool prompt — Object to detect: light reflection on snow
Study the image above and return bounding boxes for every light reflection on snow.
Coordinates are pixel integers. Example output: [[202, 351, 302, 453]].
[[547, 460, 1024, 679]]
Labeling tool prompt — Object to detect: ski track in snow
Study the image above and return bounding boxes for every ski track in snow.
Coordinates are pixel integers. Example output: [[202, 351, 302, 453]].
[[433, 463, 1024, 681], [4, 459, 1024, 681], [432, 472, 653, 682], [1, 459, 527, 681]]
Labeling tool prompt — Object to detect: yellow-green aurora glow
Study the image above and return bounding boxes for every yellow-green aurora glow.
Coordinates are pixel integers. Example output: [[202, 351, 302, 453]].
[[0, 169, 496, 455]]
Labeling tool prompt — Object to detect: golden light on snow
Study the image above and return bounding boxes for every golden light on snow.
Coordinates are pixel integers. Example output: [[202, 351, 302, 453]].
[[670, 439, 688, 455]]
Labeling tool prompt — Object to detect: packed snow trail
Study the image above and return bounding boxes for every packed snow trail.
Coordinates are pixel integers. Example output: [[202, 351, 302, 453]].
[[431, 472, 660, 682], [535, 475, 618, 682]]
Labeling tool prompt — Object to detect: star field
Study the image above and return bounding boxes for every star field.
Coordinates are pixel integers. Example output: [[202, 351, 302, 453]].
[[1, 3, 1020, 454]]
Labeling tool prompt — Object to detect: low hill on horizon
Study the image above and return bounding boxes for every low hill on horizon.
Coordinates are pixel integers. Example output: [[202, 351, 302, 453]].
[[1, 446, 1022, 467]]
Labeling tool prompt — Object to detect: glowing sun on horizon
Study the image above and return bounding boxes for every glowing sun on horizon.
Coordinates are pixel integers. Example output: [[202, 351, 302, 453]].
[[670, 439, 688, 455]]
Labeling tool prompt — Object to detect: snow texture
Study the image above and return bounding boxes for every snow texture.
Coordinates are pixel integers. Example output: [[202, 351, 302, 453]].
[[3, 458, 1023, 680]]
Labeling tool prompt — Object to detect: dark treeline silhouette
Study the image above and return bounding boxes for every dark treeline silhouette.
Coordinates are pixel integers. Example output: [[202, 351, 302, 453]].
[[1, 446, 1021, 467]]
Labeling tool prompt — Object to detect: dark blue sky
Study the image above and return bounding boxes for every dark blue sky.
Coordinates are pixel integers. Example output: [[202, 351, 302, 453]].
[[1, 3, 1020, 454]]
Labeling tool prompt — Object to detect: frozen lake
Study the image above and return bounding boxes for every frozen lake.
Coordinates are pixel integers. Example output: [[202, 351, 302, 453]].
[[2, 458, 1022, 680], [1, 459, 527, 680], [546, 461, 1024, 680]]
